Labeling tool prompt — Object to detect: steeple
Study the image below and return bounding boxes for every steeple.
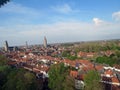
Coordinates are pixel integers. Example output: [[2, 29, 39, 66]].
[[43, 36, 47, 48], [4, 40, 9, 51], [26, 41, 28, 48]]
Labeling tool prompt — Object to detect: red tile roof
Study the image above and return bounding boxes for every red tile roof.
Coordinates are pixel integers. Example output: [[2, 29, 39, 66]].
[[70, 70, 78, 78], [112, 77, 120, 84]]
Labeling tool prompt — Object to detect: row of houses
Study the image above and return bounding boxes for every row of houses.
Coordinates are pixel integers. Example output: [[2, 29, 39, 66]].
[[77, 50, 114, 59]]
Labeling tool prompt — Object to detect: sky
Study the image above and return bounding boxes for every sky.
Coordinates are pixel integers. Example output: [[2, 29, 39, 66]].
[[0, 0, 120, 46]]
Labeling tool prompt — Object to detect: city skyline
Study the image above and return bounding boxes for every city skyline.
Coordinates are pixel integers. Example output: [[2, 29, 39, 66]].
[[0, 0, 120, 46]]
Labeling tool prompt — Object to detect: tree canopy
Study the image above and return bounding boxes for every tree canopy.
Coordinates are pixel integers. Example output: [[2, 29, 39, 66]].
[[48, 63, 75, 90], [3, 68, 37, 90], [0, 0, 10, 7], [0, 55, 39, 90], [0, 55, 8, 65], [84, 70, 104, 90]]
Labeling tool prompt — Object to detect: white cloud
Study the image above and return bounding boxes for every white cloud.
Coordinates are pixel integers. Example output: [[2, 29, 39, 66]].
[[93, 18, 105, 26], [112, 11, 120, 21], [0, 5, 120, 46], [92, 18, 111, 27], [51, 4, 77, 13], [1, 19, 120, 46]]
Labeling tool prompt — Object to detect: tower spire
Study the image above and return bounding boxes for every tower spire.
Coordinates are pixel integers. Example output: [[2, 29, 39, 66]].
[[26, 41, 28, 48], [4, 40, 9, 51], [43, 36, 47, 48]]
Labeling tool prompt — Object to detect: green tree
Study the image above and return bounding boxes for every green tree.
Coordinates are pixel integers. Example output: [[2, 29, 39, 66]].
[[0, 65, 11, 90], [84, 70, 104, 90], [0, 55, 8, 65], [115, 50, 120, 57], [48, 63, 69, 90], [62, 51, 70, 57], [0, 55, 41, 90], [0, 0, 10, 7], [3, 68, 37, 90], [67, 55, 77, 60], [96, 55, 119, 66], [63, 76, 75, 90], [0, 55, 11, 90]]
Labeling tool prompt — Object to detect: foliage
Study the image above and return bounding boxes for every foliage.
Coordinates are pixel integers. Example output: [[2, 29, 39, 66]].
[[48, 63, 74, 90], [115, 50, 120, 57], [67, 55, 77, 60], [84, 70, 104, 90], [0, 0, 10, 7], [70, 40, 120, 53], [3, 68, 37, 90], [63, 76, 75, 90], [0, 55, 8, 65], [0, 55, 39, 90], [62, 51, 70, 57], [62, 51, 77, 60], [0, 65, 11, 73], [96, 53, 120, 66], [0, 55, 10, 89], [0, 65, 11, 90]]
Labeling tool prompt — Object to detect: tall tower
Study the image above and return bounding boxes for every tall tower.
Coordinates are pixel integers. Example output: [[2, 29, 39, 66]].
[[26, 41, 28, 48], [4, 40, 9, 51], [43, 36, 47, 48]]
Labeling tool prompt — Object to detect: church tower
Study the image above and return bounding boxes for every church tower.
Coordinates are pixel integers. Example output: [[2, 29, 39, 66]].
[[4, 40, 9, 51], [43, 36, 47, 48]]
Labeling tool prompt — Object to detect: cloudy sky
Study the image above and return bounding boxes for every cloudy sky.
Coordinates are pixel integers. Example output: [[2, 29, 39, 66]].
[[0, 0, 120, 46]]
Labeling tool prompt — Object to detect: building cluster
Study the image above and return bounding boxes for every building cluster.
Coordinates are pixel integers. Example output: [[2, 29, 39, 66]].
[[77, 50, 114, 59], [68, 60, 120, 90], [0, 38, 120, 90]]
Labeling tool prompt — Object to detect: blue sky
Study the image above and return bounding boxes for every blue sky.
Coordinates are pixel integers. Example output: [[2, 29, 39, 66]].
[[0, 0, 120, 46]]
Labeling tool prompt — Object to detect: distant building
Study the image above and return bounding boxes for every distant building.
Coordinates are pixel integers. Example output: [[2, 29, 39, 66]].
[[26, 41, 28, 48], [9, 46, 18, 51], [4, 40, 9, 51], [3, 41, 18, 52], [43, 36, 47, 48]]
